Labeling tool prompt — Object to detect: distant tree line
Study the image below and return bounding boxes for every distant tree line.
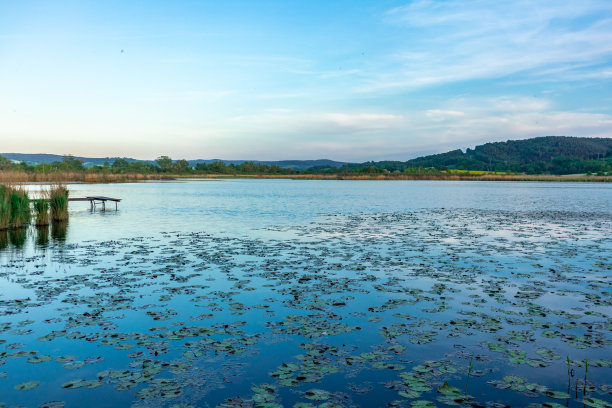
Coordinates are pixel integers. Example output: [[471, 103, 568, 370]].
[[0, 155, 297, 175], [1, 136, 610, 176]]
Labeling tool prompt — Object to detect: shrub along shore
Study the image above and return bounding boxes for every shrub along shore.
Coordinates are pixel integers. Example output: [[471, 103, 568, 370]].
[[0, 183, 69, 231]]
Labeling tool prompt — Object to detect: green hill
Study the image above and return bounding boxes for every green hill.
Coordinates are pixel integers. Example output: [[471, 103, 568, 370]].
[[340, 136, 612, 175]]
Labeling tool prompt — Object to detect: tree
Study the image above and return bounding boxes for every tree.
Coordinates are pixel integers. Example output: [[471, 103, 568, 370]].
[[112, 159, 129, 173], [156, 156, 173, 172], [0, 155, 12, 171], [61, 155, 85, 171], [173, 159, 190, 173]]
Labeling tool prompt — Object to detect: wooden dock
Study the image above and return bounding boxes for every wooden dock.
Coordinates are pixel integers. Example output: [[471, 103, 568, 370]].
[[69, 196, 121, 211]]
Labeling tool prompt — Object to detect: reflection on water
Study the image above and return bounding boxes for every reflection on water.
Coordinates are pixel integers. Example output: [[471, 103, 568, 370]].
[[8, 227, 27, 248], [35, 225, 50, 248], [0, 229, 7, 250], [51, 220, 68, 242]]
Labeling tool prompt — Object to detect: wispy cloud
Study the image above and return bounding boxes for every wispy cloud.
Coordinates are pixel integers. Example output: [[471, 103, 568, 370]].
[[364, 0, 612, 90], [222, 95, 612, 160]]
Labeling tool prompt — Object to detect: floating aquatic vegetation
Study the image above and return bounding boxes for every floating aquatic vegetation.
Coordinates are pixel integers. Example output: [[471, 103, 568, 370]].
[[14, 380, 40, 391], [0, 207, 610, 407]]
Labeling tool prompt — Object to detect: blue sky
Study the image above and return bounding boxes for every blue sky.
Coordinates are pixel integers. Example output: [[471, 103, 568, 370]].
[[1, 0, 611, 161]]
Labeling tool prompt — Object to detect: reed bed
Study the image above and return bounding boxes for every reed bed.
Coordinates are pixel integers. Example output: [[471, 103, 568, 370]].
[[0, 170, 609, 184], [50, 184, 69, 222], [0, 185, 10, 230], [9, 188, 30, 228], [33, 198, 50, 226], [0, 171, 174, 183], [0, 184, 30, 230]]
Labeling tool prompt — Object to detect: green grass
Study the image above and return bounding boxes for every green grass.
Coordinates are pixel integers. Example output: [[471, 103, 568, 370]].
[[33, 198, 50, 226], [0, 186, 9, 230], [0, 184, 30, 229], [9, 188, 30, 228], [50, 184, 69, 221]]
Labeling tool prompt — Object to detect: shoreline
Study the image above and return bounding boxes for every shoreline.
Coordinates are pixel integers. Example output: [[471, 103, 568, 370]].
[[0, 171, 610, 183]]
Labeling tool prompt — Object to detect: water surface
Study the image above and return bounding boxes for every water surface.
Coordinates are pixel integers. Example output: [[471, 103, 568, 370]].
[[1, 180, 610, 408]]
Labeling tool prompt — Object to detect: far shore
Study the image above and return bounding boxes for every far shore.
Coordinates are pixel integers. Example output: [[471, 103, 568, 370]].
[[0, 171, 611, 184]]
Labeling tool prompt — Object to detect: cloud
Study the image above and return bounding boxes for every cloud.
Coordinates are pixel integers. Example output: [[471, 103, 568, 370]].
[[212, 94, 612, 160], [232, 111, 404, 136], [364, 0, 612, 90]]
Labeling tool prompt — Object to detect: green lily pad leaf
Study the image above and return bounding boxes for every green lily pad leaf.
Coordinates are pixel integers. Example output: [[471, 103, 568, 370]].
[[546, 390, 570, 400], [38, 402, 65, 408], [251, 384, 276, 394], [27, 355, 53, 364], [63, 361, 85, 370], [411, 401, 436, 408], [14, 381, 40, 391], [399, 390, 421, 399], [582, 398, 612, 408], [304, 389, 331, 401], [437, 381, 462, 397], [55, 355, 77, 363], [62, 379, 87, 389]]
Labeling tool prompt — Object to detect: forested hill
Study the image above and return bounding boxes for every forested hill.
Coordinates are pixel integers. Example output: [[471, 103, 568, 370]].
[[345, 136, 611, 175]]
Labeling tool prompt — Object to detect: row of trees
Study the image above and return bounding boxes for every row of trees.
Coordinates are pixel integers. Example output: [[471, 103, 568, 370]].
[[0, 155, 297, 175]]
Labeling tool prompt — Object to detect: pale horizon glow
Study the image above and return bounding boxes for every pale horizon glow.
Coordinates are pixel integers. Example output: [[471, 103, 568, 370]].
[[1, 0, 611, 161]]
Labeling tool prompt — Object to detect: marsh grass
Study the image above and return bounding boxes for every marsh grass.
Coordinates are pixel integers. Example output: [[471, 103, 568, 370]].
[[50, 184, 69, 221], [0, 185, 9, 230], [9, 188, 30, 228], [33, 197, 50, 226], [0, 184, 30, 229]]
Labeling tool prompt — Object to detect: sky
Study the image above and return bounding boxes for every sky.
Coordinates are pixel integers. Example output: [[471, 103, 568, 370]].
[[1, 0, 612, 161]]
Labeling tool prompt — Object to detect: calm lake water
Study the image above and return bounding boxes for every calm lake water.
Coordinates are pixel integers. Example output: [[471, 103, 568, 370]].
[[1, 179, 611, 408]]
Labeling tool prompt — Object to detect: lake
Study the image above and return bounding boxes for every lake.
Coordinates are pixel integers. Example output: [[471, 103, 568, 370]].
[[1, 179, 611, 408]]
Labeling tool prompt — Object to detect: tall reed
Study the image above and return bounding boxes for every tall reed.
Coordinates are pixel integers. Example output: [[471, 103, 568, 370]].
[[9, 187, 30, 229], [33, 198, 50, 226], [0, 185, 9, 230], [50, 184, 69, 221]]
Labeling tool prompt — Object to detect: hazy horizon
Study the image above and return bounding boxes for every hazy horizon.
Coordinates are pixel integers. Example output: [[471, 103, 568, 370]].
[[1, 1, 612, 161]]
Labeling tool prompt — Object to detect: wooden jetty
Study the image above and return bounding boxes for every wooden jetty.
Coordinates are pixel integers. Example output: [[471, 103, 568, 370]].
[[69, 196, 121, 211]]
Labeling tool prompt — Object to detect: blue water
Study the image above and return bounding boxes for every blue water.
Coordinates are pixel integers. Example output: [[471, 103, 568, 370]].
[[1, 179, 611, 408]]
